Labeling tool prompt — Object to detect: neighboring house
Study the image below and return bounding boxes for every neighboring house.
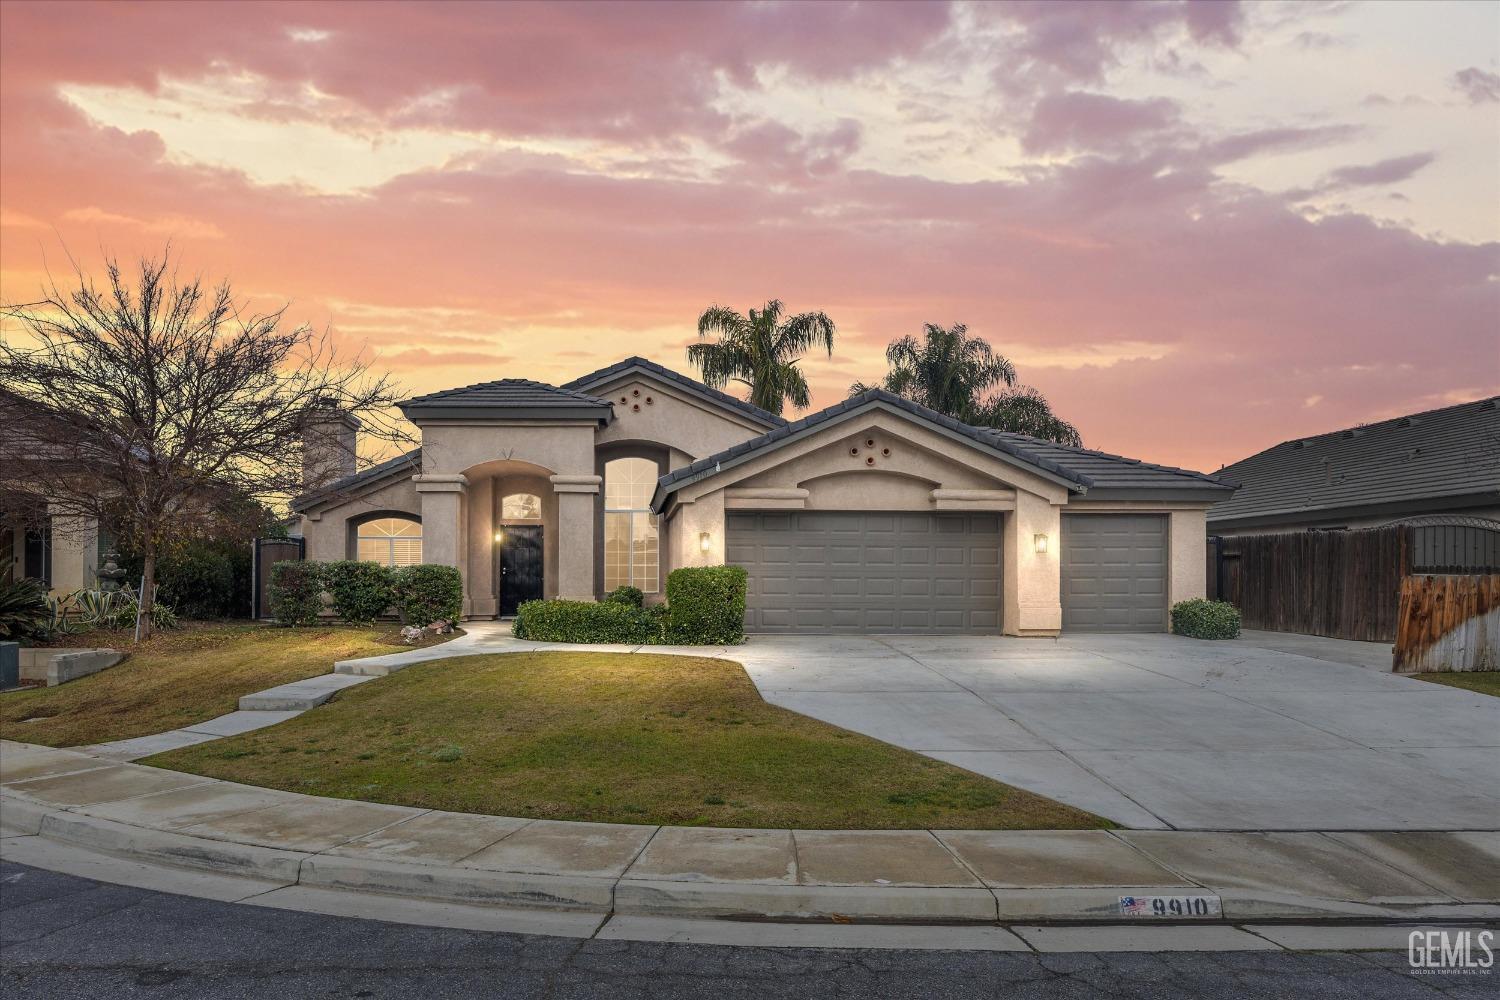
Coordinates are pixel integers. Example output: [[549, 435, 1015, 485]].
[[292, 357, 1233, 634], [0, 389, 105, 594], [1208, 397, 1500, 535]]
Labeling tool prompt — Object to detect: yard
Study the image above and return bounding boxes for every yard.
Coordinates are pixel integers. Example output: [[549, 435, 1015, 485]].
[[1416, 671, 1500, 698], [0, 623, 457, 747], [148, 651, 1108, 830]]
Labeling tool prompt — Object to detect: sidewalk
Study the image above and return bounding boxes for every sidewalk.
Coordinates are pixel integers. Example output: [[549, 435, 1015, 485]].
[[3, 740, 1497, 926]]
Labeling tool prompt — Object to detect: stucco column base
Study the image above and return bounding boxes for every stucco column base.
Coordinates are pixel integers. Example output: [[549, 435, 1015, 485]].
[[551, 475, 600, 601]]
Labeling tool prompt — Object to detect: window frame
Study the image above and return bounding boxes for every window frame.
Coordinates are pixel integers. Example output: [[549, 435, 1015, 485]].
[[603, 457, 660, 594], [354, 516, 423, 567]]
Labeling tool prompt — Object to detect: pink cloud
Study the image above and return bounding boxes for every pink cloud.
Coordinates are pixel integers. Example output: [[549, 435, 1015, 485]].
[[1023, 91, 1180, 154], [1321, 152, 1437, 190], [1452, 67, 1500, 104]]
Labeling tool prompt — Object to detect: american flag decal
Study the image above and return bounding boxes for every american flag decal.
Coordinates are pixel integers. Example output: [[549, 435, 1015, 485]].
[[1119, 896, 1150, 915]]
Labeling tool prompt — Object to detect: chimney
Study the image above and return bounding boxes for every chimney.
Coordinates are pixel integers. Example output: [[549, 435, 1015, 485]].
[[302, 398, 360, 490]]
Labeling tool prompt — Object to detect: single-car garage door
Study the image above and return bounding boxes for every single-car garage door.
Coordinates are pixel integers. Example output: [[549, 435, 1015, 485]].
[[1060, 513, 1167, 632], [726, 511, 1002, 633]]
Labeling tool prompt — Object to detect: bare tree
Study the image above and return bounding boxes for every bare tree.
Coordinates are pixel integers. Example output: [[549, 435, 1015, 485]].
[[0, 248, 411, 637]]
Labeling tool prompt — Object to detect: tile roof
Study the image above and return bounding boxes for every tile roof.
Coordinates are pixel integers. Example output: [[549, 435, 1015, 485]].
[[1208, 396, 1500, 526], [561, 356, 787, 428], [651, 389, 1231, 509], [397, 379, 612, 419], [290, 448, 421, 512]]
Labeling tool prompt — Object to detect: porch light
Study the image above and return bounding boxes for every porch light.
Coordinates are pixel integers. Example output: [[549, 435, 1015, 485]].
[[1034, 533, 1049, 555], [699, 531, 712, 553], [494, 530, 505, 543]]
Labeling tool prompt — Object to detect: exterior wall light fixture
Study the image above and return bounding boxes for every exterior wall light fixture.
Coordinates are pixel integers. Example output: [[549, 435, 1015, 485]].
[[699, 531, 712, 553], [494, 530, 505, 543], [1034, 533, 1049, 554]]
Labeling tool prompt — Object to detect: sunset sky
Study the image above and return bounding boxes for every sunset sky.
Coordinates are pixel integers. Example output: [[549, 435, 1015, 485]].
[[1, 0, 1496, 472]]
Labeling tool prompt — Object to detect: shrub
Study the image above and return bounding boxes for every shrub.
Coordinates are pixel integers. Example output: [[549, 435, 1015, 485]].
[[604, 585, 644, 607], [119, 538, 251, 619], [1171, 598, 1241, 640], [391, 564, 463, 625], [513, 599, 664, 644], [269, 560, 325, 626], [664, 565, 747, 645], [0, 577, 50, 642], [322, 561, 394, 624]]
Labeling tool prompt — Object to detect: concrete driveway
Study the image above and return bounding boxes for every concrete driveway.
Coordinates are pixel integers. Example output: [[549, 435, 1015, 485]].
[[731, 632, 1500, 832]]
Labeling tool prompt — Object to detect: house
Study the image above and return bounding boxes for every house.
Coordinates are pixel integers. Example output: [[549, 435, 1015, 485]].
[[0, 389, 105, 594], [291, 357, 1234, 634], [1208, 396, 1500, 535]]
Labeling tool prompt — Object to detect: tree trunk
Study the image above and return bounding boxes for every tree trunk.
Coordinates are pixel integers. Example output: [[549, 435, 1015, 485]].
[[139, 539, 156, 641]]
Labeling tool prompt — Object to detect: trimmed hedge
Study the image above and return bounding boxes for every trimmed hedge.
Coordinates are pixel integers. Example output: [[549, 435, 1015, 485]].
[[1171, 598, 1241, 640], [512, 599, 665, 643], [665, 565, 747, 645], [392, 564, 463, 625], [605, 585, 645, 607], [268, 561, 324, 626], [322, 561, 394, 625]]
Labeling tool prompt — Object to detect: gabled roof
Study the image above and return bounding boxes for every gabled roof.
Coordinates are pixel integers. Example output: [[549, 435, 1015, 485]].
[[651, 389, 1232, 511], [1208, 396, 1500, 527], [977, 430, 1232, 495], [397, 379, 612, 422], [290, 448, 422, 513], [562, 356, 787, 429]]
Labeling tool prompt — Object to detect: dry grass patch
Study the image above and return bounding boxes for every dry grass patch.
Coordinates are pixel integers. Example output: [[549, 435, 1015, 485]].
[[1, 624, 454, 747], [148, 651, 1109, 830], [1414, 670, 1500, 698]]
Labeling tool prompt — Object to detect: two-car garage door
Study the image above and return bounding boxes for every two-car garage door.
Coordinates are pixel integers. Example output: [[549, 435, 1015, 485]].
[[726, 511, 1002, 634]]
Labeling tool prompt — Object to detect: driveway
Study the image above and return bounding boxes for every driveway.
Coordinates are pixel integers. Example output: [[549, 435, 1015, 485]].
[[730, 632, 1500, 832]]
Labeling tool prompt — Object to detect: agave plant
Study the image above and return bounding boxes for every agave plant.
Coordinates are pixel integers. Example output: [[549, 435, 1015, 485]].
[[0, 577, 51, 641]]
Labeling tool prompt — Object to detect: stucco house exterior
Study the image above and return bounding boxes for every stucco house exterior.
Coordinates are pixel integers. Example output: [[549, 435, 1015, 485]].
[[291, 357, 1234, 635]]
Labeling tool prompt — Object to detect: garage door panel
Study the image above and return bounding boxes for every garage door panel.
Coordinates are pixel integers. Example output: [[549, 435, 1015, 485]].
[[1061, 514, 1167, 633], [728, 511, 1002, 634]]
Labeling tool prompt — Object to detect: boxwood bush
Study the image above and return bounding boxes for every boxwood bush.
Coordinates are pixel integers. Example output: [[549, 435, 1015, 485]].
[[1170, 598, 1241, 640], [512, 598, 664, 643], [391, 564, 463, 625], [322, 561, 394, 625], [665, 565, 747, 645], [604, 585, 645, 607], [268, 561, 325, 626]]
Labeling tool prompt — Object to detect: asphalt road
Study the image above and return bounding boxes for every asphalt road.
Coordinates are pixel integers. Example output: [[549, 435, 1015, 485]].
[[0, 861, 1491, 1000]]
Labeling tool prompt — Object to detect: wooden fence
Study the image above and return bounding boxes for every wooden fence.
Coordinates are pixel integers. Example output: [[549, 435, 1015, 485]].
[[1393, 574, 1499, 673], [251, 537, 304, 620], [1211, 527, 1411, 642]]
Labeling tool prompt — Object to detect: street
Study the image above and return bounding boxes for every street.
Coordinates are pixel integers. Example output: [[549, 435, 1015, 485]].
[[1, 862, 1491, 999]]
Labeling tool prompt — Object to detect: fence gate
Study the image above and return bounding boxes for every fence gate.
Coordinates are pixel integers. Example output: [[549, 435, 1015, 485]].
[[252, 537, 305, 620]]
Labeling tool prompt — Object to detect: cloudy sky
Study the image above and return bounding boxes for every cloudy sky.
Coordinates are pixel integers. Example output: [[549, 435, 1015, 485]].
[[1, 0, 1496, 471]]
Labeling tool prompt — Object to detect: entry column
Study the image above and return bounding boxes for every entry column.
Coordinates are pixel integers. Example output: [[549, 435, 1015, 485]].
[[414, 474, 468, 611], [550, 474, 601, 600]]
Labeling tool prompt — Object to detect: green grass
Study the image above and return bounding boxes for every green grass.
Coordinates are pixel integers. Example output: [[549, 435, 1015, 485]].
[[0, 623, 455, 747], [1414, 670, 1500, 698], [147, 652, 1109, 830]]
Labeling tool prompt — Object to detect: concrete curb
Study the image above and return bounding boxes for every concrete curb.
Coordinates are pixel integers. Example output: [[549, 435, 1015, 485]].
[[4, 784, 1497, 926]]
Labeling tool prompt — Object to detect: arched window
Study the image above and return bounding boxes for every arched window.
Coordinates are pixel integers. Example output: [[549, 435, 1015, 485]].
[[356, 517, 422, 566], [501, 493, 541, 520], [604, 457, 659, 593]]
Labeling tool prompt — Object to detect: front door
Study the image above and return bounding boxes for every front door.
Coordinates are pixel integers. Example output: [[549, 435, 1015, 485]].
[[498, 525, 543, 616]]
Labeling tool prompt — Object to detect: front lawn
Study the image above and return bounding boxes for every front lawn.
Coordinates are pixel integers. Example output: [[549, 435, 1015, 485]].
[[0, 624, 457, 747], [1414, 670, 1500, 698], [148, 652, 1108, 830]]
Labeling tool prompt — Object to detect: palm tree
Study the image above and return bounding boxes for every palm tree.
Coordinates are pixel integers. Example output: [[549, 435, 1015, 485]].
[[850, 323, 1081, 446], [689, 300, 836, 415]]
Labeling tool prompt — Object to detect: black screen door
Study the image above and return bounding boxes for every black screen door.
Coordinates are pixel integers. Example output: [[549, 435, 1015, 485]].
[[499, 525, 543, 616]]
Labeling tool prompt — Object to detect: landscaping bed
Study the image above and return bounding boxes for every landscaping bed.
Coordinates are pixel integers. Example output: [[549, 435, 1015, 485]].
[[0, 623, 458, 747], [147, 651, 1108, 830]]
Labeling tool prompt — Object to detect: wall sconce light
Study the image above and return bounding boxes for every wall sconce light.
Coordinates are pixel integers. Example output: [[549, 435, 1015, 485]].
[[493, 530, 505, 544], [1033, 533, 1049, 554], [699, 531, 712, 553]]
